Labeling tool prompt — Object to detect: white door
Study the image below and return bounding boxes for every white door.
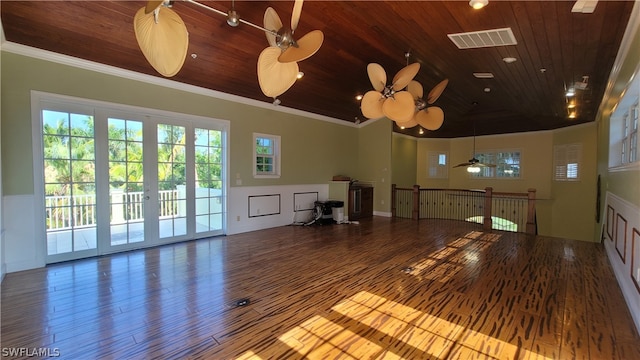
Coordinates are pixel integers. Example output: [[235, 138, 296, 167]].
[[37, 95, 227, 263]]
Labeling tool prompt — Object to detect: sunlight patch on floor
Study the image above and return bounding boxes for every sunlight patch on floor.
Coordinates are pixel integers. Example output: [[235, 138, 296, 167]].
[[236, 288, 555, 359]]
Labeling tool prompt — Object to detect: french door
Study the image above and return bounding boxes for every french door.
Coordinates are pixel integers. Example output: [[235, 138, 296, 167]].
[[36, 94, 227, 263]]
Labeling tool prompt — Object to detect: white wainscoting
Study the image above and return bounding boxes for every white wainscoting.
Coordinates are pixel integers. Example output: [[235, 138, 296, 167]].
[[2, 185, 329, 273], [3, 194, 46, 272], [226, 184, 328, 235], [603, 191, 640, 334]]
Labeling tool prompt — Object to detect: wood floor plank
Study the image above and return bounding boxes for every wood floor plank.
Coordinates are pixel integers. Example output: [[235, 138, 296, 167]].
[[2, 217, 639, 359]]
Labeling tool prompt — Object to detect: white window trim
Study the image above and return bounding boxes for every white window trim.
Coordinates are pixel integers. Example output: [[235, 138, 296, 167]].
[[427, 151, 449, 179], [253, 133, 281, 179]]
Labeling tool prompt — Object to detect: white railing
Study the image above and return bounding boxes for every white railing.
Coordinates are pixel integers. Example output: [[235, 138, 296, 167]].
[[45, 190, 180, 230]]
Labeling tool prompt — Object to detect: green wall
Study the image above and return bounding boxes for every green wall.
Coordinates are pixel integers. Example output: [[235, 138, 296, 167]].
[[595, 12, 640, 240], [1, 52, 359, 195], [391, 133, 417, 188], [357, 119, 393, 213], [550, 125, 598, 241]]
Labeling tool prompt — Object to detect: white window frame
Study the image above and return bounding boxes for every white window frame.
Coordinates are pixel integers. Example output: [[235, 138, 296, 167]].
[[253, 133, 281, 178], [554, 143, 582, 181], [427, 151, 448, 179], [629, 101, 638, 163]]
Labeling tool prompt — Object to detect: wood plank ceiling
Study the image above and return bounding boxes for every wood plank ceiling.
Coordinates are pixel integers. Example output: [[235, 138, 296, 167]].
[[0, 1, 634, 138]]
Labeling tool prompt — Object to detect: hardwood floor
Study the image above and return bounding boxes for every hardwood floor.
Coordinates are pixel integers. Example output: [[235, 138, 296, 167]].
[[2, 217, 639, 359]]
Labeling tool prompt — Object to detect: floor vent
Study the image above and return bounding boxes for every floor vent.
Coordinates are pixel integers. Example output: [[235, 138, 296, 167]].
[[401, 266, 415, 273], [448, 27, 517, 49], [234, 298, 251, 307]]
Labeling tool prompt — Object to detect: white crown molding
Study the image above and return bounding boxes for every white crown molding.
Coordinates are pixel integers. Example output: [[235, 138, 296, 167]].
[[0, 40, 357, 128]]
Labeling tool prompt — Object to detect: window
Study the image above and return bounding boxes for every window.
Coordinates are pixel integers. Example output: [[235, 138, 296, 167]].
[[254, 133, 280, 178], [470, 150, 520, 179], [427, 151, 448, 178], [630, 102, 638, 163], [554, 144, 582, 181], [609, 65, 639, 169]]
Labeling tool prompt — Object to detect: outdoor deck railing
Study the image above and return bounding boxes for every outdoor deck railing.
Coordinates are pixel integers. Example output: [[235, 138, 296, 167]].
[[391, 184, 536, 234], [45, 190, 180, 230]]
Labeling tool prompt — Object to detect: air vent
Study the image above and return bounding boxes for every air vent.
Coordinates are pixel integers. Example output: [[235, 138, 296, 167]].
[[448, 28, 517, 49], [473, 73, 495, 79]]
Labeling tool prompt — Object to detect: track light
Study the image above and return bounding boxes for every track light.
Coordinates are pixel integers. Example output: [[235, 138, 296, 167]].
[[469, 0, 488, 10]]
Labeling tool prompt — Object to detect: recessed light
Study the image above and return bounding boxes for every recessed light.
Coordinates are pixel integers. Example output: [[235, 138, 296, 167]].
[[355, 94, 363, 101], [503, 57, 517, 64], [469, 0, 488, 10], [484, 87, 491, 93], [296, 71, 304, 79]]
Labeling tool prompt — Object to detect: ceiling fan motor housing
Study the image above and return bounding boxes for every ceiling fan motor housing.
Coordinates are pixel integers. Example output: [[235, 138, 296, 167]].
[[276, 28, 297, 50]]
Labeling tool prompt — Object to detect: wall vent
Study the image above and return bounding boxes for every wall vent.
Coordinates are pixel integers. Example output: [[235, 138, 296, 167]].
[[448, 28, 517, 49]]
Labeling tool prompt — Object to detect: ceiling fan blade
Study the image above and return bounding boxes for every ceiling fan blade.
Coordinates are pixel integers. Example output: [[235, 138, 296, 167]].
[[361, 90, 385, 119], [407, 80, 423, 99], [145, 0, 164, 14], [257, 46, 299, 98], [396, 116, 418, 128], [453, 162, 472, 168], [415, 106, 444, 130], [477, 163, 497, 168], [291, 0, 303, 32], [382, 91, 416, 123], [264, 7, 283, 47], [278, 30, 323, 63], [427, 79, 449, 104], [367, 63, 387, 92], [134, 6, 189, 77], [392, 62, 420, 91]]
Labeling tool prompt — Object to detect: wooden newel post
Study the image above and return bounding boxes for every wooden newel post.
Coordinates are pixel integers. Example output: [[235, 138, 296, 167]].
[[526, 188, 537, 235], [391, 184, 397, 218], [412, 185, 420, 220], [483, 187, 493, 231]]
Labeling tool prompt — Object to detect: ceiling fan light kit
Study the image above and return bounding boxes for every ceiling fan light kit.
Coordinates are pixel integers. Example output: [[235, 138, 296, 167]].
[[134, 0, 323, 101]]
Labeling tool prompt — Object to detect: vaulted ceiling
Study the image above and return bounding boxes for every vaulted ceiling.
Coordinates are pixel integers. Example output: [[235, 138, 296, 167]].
[[0, 1, 634, 138]]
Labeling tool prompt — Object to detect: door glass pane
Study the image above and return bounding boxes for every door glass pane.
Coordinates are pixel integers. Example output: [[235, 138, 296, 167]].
[[108, 118, 144, 245], [194, 128, 223, 233], [158, 124, 187, 238], [43, 110, 97, 255]]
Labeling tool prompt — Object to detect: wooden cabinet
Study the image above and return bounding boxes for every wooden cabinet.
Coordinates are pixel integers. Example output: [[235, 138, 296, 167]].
[[349, 186, 373, 220]]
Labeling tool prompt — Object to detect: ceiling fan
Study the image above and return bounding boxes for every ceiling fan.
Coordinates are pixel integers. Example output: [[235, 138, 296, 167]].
[[361, 62, 421, 124], [258, 1, 324, 100], [361, 53, 448, 130], [404, 78, 448, 130], [133, 0, 323, 101], [453, 124, 496, 172]]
